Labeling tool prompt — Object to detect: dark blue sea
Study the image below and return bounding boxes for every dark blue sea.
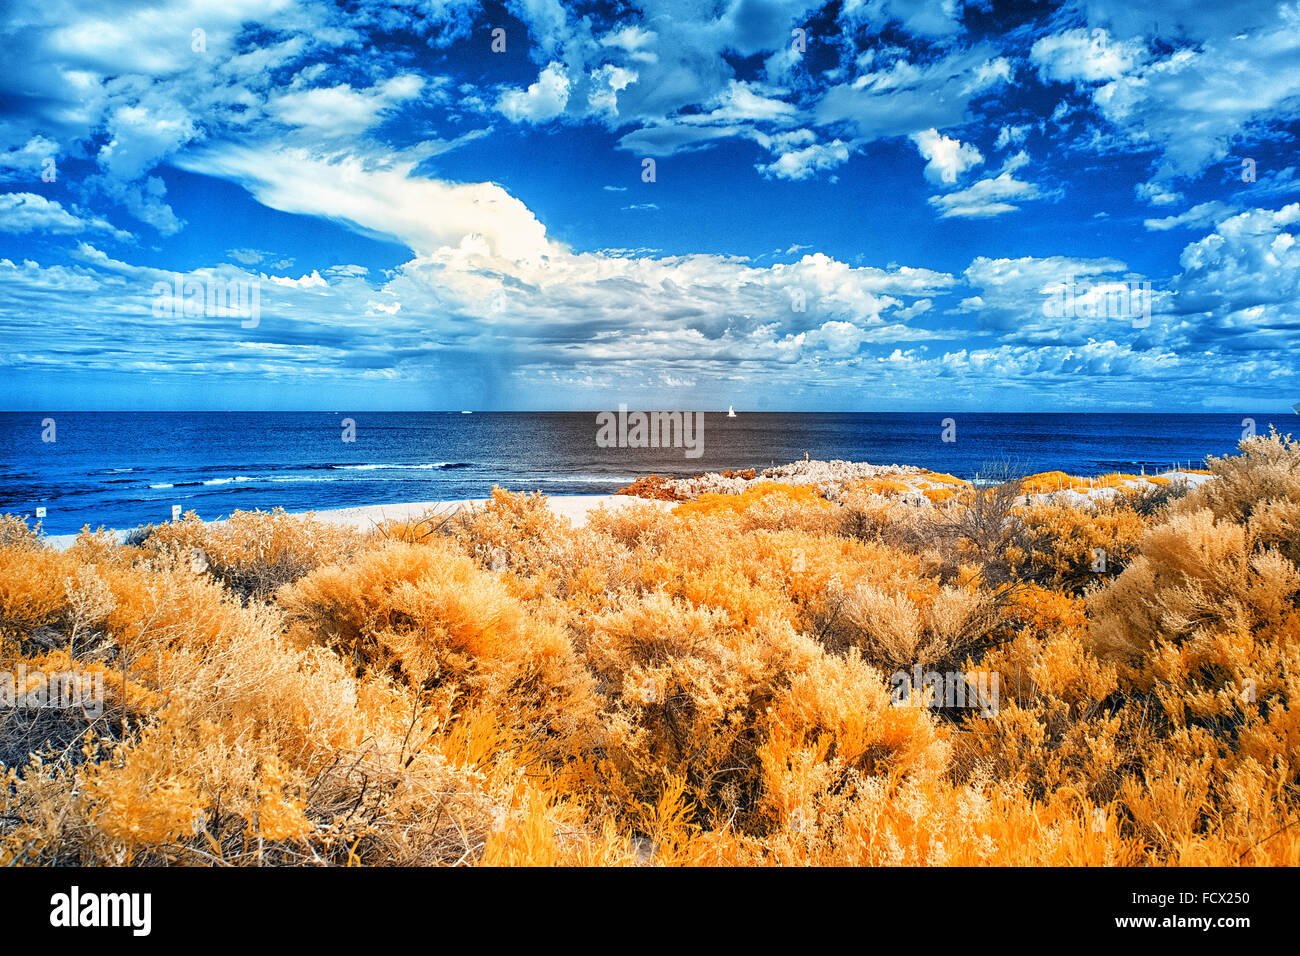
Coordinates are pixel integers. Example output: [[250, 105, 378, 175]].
[[0, 411, 1292, 534]]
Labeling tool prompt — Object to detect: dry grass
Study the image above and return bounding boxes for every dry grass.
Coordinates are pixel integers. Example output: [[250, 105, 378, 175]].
[[2, 433, 1298, 866]]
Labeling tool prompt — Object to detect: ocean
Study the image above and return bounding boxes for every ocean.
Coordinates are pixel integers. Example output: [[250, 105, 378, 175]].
[[0, 411, 1292, 534]]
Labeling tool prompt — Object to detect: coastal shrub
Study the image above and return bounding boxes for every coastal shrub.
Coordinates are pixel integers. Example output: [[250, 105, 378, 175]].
[[139, 508, 364, 601], [672, 482, 829, 521], [0, 515, 43, 552], [1015, 498, 1148, 593], [1178, 429, 1300, 527], [369, 505, 459, 544], [828, 581, 1004, 675], [1114, 480, 1191, 517], [4, 439, 1300, 865], [1071, 434, 1300, 857], [121, 523, 156, 548], [451, 487, 574, 575], [277, 539, 598, 761]]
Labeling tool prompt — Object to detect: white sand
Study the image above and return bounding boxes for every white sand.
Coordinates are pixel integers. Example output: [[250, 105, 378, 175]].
[[305, 494, 673, 532], [40, 494, 673, 550]]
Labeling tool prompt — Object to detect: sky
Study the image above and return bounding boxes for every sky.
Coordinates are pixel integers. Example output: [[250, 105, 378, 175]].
[[0, 0, 1298, 412]]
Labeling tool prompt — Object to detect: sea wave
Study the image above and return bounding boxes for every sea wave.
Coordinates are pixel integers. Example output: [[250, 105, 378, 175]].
[[332, 462, 472, 471], [513, 475, 637, 484]]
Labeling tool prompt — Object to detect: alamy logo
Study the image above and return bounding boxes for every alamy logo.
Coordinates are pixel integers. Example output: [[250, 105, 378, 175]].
[[50, 886, 151, 936], [1042, 274, 1151, 328], [890, 666, 999, 716], [1, 666, 103, 717], [151, 274, 261, 328], [595, 404, 704, 458]]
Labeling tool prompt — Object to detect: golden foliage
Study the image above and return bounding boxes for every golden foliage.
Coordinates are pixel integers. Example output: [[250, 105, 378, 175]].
[[672, 481, 831, 520], [138, 508, 365, 601], [3, 434, 1299, 865]]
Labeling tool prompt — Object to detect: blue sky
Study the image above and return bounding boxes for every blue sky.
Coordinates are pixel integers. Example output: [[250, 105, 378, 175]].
[[0, 0, 1298, 412]]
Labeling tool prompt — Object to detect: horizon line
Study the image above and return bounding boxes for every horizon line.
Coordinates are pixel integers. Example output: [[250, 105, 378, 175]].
[[1, 408, 1296, 416]]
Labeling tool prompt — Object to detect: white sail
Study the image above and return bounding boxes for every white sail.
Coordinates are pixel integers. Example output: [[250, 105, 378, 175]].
[[727, 405, 736, 417]]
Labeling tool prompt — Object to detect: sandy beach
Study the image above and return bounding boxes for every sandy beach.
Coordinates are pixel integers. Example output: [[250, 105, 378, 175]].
[[303, 493, 676, 531], [40, 493, 675, 549]]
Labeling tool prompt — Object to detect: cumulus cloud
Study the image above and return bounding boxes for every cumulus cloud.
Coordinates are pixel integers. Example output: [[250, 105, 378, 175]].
[[815, 48, 1013, 141], [0, 136, 59, 180], [497, 62, 572, 123], [1076, 8, 1300, 179], [960, 254, 1143, 339], [911, 128, 984, 184], [993, 124, 1030, 150], [0, 193, 93, 234], [1, 0, 1298, 410], [756, 138, 851, 180], [1173, 203, 1300, 347], [0, 193, 130, 239], [842, 0, 968, 38], [1136, 182, 1184, 206]]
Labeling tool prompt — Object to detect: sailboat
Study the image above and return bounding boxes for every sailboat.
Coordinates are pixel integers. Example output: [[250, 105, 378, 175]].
[[1293, 401, 1300, 415], [727, 405, 736, 418]]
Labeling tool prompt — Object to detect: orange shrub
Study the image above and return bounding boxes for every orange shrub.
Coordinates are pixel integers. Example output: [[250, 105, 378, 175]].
[[2, 433, 1299, 865], [672, 482, 830, 519]]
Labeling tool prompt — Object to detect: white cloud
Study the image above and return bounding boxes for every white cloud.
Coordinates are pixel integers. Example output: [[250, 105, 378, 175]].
[[1083, 10, 1300, 179], [841, 0, 967, 38], [705, 81, 798, 124], [600, 24, 657, 61], [0, 193, 88, 234], [1136, 182, 1184, 206], [1031, 28, 1145, 84], [815, 47, 1013, 141], [927, 151, 1040, 218], [0, 136, 60, 178], [756, 138, 851, 181], [1174, 203, 1300, 342], [587, 64, 637, 118], [0, 192, 131, 239], [993, 124, 1030, 150], [176, 145, 553, 262], [961, 254, 1139, 339], [497, 62, 571, 123], [1144, 201, 1240, 232], [269, 76, 424, 136], [96, 100, 198, 182], [911, 128, 983, 184]]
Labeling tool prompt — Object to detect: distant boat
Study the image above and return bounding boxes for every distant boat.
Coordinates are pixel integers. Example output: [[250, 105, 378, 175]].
[[1293, 401, 1300, 414], [461, 410, 472, 414], [727, 405, 736, 417]]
